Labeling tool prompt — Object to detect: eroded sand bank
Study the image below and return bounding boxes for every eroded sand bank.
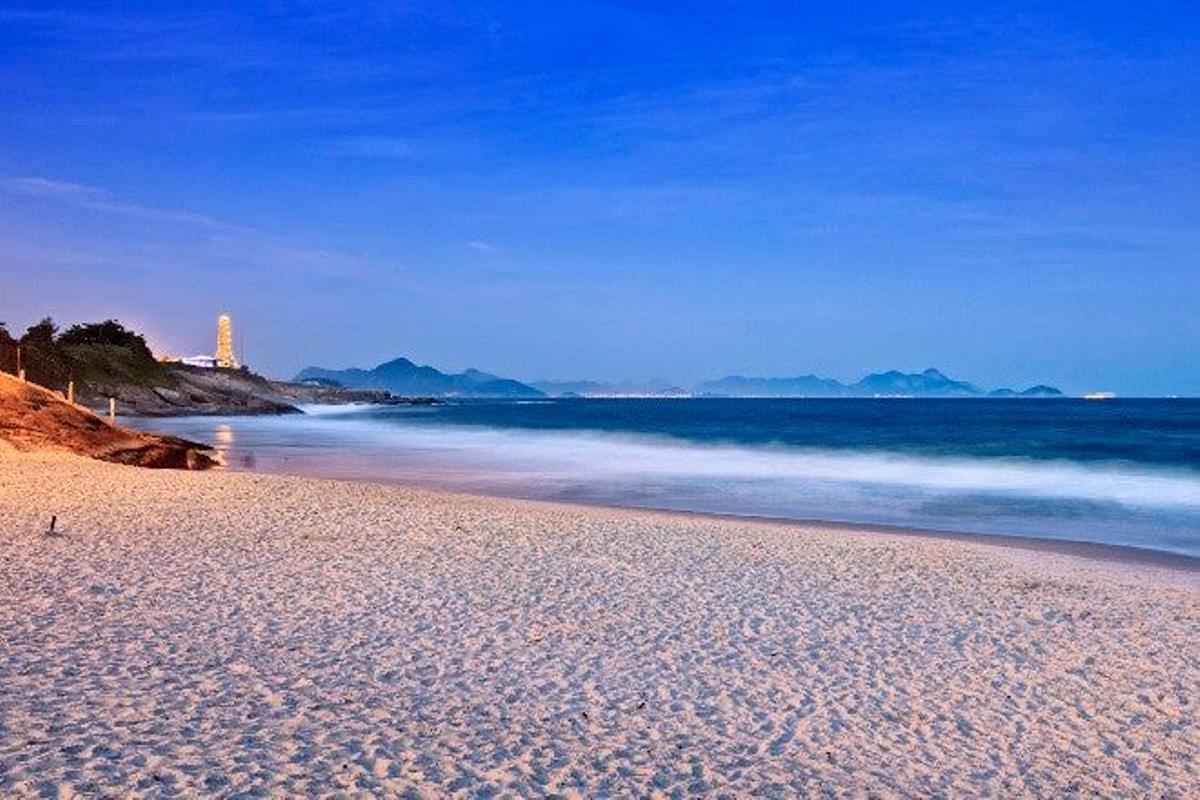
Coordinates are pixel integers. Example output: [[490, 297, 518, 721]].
[[1, 453, 1196, 797]]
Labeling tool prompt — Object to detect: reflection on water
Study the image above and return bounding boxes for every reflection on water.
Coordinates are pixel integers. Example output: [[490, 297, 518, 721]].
[[213, 422, 257, 467]]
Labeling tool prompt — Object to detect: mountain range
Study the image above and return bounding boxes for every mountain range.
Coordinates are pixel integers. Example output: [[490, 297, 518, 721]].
[[295, 358, 545, 398], [695, 368, 1062, 398], [296, 359, 1062, 399]]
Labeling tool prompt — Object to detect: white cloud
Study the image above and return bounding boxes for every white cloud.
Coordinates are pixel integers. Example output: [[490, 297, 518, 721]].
[[2, 175, 239, 231], [2, 176, 106, 199], [0, 175, 391, 281]]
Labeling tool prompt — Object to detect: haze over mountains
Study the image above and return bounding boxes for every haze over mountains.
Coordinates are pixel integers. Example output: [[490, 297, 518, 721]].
[[296, 359, 1063, 399]]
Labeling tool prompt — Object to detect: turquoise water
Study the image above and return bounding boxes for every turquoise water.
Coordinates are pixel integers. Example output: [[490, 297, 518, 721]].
[[132, 398, 1200, 557]]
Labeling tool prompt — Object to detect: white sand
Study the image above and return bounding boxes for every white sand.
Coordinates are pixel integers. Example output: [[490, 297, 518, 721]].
[[1, 452, 1196, 797]]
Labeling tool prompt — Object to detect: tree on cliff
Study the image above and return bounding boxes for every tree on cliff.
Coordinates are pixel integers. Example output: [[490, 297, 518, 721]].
[[17, 318, 73, 388], [59, 320, 154, 361], [0, 322, 14, 374], [21, 318, 58, 346]]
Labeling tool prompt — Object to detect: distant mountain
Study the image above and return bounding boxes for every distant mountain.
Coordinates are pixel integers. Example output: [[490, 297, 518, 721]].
[[696, 368, 1061, 398], [298, 360, 1061, 400], [1021, 384, 1064, 397], [988, 384, 1064, 398], [851, 368, 981, 397], [532, 379, 689, 398], [294, 357, 543, 398]]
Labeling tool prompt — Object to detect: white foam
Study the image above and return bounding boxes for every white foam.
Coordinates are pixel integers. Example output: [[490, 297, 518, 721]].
[[304, 419, 1200, 510], [293, 402, 394, 416]]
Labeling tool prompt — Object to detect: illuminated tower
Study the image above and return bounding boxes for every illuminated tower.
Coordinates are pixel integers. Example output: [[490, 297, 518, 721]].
[[215, 314, 237, 368]]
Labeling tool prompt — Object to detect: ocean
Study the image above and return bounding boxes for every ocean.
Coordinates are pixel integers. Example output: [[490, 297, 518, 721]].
[[130, 398, 1200, 558]]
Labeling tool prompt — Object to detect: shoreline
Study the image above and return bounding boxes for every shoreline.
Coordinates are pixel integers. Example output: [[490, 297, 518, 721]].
[[7, 444, 1197, 574], [217, 460, 1200, 573], [644, 506, 1200, 572], [120, 402, 1200, 569]]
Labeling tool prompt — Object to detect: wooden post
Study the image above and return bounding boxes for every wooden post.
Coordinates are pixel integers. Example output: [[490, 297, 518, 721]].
[[18, 369, 25, 382], [108, 397, 116, 422], [67, 380, 75, 404]]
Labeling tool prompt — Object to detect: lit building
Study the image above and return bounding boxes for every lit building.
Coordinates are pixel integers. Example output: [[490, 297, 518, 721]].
[[181, 355, 220, 369], [158, 314, 241, 370], [216, 314, 237, 368]]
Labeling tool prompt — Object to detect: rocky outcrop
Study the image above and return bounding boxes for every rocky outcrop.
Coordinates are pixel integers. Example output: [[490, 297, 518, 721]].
[[269, 381, 441, 406], [79, 365, 301, 417], [0, 373, 218, 469]]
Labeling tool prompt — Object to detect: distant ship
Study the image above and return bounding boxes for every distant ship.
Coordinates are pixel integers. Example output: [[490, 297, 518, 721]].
[[1084, 391, 1116, 400]]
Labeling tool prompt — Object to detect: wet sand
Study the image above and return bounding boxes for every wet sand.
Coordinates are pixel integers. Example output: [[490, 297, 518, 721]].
[[1, 452, 1196, 796]]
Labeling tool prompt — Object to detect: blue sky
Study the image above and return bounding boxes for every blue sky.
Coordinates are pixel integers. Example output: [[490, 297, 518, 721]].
[[1, 1, 1197, 394]]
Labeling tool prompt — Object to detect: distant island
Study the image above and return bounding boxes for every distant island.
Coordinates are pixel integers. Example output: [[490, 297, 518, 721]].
[[692, 368, 1063, 398], [525, 368, 1061, 398], [295, 358, 545, 398]]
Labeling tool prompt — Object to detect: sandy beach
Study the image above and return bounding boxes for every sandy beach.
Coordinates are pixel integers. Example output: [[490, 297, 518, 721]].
[[1, 452, 1196, 797]]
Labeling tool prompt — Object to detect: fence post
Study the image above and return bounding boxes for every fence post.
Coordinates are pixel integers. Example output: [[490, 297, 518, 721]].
[[67, 380, 75, 404], [108, 397, 116, 422]]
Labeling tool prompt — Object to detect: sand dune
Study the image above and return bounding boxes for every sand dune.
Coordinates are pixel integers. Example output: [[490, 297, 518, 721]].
[[0, 452, 1196, 796], [0, 373, 216, 469]]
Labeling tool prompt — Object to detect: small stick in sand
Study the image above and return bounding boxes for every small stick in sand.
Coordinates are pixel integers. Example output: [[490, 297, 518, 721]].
[[47, 515, 57, 536]]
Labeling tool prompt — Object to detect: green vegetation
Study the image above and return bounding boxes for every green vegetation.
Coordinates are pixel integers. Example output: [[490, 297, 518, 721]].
[[59, 320, 156, 358], [0, 322, 16, 375], [1, 318, 175, 395], [63, 343, 177, 393], [6, 318, 73, 388]]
